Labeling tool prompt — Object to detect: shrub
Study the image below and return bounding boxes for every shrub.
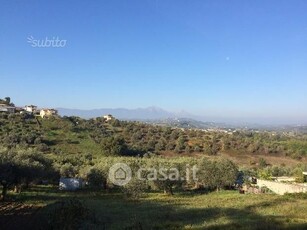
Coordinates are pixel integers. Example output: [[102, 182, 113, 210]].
[[122, 178, 147, 200], [45, 199, 100, 229]]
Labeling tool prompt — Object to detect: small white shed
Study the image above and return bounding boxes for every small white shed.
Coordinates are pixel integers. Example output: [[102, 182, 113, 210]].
[[59, 178, 83, 191]]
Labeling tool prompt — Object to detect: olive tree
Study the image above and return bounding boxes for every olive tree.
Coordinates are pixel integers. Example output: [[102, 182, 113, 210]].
[[197, 158, 238, 191]]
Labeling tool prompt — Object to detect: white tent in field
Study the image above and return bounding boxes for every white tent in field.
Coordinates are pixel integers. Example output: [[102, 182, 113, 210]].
[[59, 178, 83, 191]]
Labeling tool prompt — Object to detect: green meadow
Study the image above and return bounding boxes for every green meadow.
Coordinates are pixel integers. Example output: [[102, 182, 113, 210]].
[[5, 186, 306, 230]]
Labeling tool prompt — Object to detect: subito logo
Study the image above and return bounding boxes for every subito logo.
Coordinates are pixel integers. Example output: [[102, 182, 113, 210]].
[[108, 163, 132, 186]]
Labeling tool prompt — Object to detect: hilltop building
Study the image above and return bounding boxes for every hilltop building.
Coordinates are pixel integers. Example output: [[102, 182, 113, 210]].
[[103, 114, 114, 122], [0, 104, 16, 113], [40, 109, 58, 118], [25, 105, 37, 113]]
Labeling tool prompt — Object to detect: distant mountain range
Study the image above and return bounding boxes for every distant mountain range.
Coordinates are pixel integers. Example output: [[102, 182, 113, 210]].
[[57, 106, 180, 120], [57, 107, 307, 132], [57, 107, 232, 129]]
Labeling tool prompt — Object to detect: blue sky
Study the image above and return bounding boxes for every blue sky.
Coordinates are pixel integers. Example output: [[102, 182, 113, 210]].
[[0, 0, 307, 123]]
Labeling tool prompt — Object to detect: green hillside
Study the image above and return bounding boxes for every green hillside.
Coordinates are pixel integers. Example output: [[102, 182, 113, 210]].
[[1, 113, 307, 160]]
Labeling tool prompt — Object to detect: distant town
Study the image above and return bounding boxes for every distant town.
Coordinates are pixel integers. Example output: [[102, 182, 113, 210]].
[[0, 96, 58, 119]]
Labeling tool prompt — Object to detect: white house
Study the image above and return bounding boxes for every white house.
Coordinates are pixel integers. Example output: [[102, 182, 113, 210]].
[[0, 104, 16, 113], [103, 114, 114, 121], [40, 108, 58, 118], [25, 105, 37, 113]]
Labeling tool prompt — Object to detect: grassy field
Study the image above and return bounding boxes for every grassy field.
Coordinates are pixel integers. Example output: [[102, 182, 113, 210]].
[[2, 186, 306, 229]]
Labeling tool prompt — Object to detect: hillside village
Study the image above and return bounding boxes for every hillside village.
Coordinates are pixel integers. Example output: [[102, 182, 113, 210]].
[[0, 97, 58, 119]]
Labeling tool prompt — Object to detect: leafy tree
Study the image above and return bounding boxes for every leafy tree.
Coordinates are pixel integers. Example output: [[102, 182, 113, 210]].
[[166, 142, 176, 151], [176, 136, 185, 151], [80, 167, 104, 188], [122, 178, 147, 200], [147, 158, 186, 195], [170, 130, 180, 140], [59, 163, 77, 178], [155, 137, 166, 151], [101, 136, 128, 156], [257, 168, 272, 180], [0, 163, 16, 200], [5, 97, 10, 104], [174, 144, 181, 153], [185, 145, 191, 154], [258, 158, 267, 168], [198, 158, 238, 191], [292, 166, 306, 183], [194, 145, 201, 152], [0, 97, 13, 106], [0, 149, 52, 198], [146, 138, 156, 151]]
